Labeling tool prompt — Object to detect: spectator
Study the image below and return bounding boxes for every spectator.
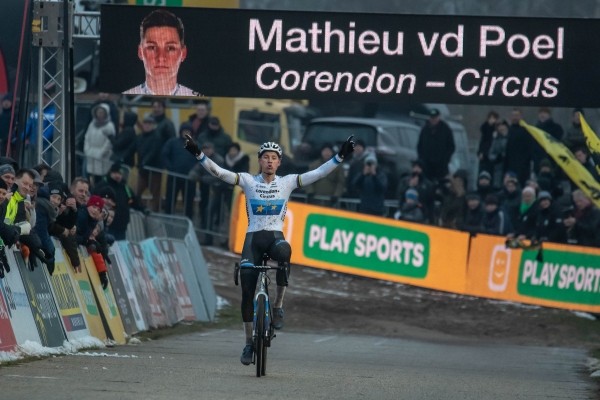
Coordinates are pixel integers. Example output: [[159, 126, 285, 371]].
[[189, 142, 225, 244], [188, 101, 210, 139], [476, 170, 495, 200], [572, 146, 600, 184], [396, 159, 435, 223], [497, 173, 521, 229], [151, 99, 177, 146], [487, 119, 509, 189], [393, 188, 425, 223], [222, 142, 250, 209], [76, 195, 109, 289], [439, 169, 467, 229], [0, 164, 16, 193], [562, 108, 586, 152], [162, 122, 198, 218], [533, 107, 563, 172], [563, 190, 600, 247], [352, 153, 387, 216], [94, 162, 146, 241], [505, 109, 533, 187], [304, 143, 346, 206], [460, 192, 484, 234], [84, 103, 116, 184], [536, 159, 563, 200], [0, 179, 9, 278], [0, 93, 13, 156], [534, 191, 564, 243], [512, 186, 538, 239], [481, 194, 513, 235], [197, 117, 232, 158], [345, 139, 368, 198], [478, 111, 498, 177], [136, 113, 163, 212], [417, 108, 455, 182], [87, 92, 120, 132], [110, 110, 138, 168], [32, 181, 64, 275]]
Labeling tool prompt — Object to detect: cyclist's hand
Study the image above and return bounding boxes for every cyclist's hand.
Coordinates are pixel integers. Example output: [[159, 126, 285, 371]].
[[184, 134, 201, 158], [338, 135, 355, 159]]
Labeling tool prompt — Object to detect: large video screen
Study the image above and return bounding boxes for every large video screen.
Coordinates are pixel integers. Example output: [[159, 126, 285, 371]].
[[100, 5, 600, 106]]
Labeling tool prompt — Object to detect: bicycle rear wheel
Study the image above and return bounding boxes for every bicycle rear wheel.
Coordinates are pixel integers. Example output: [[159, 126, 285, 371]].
[[255, 294, 267, 377]]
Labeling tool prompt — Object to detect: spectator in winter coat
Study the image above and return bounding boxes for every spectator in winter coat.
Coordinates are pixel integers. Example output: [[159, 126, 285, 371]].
[[151, 99, 177, 146], [345, 139, 368, 198], [476, 170, 495, 200], [394, 188, 425, 223], [197, 117, 232, 158], [534, 191, 564, 243], [110, 110, 138, 168], [481, 194, 513, 235], [532, 107, 563, 173], [84, 103, 116, 183], [0, 93, 13, 156], [222, 142, 250, 210], [504, 109, 533, 187], [497, 174, 521, 229], [460, 192, 485, 234], [439, 169, 467, 229], [136, 113, 163, 212], [395, 159, 435, 223], [488, 120, 508, 189], [76, 195, 109, 288], [417, 108, 455, 182], [477, 111, 498, 178], [32, 181, 64, 275], [563, 190, 600, 247], [188, 101, 210, 139], [162, 122, 198, 218], [304, 143, 346, 206], [352, 153, 388, 216], [512, 186, 538, 239], [562, 108, 586, 152], [94, 163, 147, 241]]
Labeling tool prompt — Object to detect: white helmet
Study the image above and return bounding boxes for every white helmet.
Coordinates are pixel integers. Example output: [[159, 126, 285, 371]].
[[258, 142, 282, 157]]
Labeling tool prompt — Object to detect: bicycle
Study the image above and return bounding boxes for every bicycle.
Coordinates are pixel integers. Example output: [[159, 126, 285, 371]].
[[234, 254, 289, 377]]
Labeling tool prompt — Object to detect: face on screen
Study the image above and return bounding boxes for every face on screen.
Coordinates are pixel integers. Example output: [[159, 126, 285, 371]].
[[138, 26, 187, 84]]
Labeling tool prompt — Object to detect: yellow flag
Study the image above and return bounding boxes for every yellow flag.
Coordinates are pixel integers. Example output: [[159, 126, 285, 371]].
[[520, 120, 600, 208], [578, 114, 600, 175]]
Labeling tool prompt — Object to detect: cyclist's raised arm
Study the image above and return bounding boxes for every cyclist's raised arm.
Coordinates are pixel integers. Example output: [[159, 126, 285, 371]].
[[184, 134, 238, 185], [298, 135, 355, 187]]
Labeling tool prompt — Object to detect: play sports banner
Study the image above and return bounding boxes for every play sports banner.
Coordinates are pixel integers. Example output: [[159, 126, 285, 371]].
[[467, 234, 600, 313], [229, 193, 470, 294]]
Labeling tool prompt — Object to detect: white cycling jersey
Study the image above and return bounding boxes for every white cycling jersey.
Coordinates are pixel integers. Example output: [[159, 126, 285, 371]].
[[196, 153, 343, 232]]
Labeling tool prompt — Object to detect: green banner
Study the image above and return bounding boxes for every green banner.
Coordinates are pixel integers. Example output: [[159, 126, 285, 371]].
[[518, 249, 600, 305], [303, 214, 430, 278], [78, 280, 99, 316]]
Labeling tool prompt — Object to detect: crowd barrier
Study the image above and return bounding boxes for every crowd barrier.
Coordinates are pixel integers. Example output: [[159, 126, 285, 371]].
[[0, 214, 217, 354], [229, 193, 600, 314]]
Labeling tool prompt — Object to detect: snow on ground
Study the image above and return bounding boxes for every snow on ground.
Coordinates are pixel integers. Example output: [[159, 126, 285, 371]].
[[0, 336, 106, 365]]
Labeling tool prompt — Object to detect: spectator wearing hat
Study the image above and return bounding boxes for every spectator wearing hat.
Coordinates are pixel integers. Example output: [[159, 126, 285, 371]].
[[536, 158, 563, 199], [0, 164, 16, 192], [417, 108, 455, 182], [563, 190, 600, 247], [197, 116, 232, 158], [487, 119, 510, 189], [136, 113, 163, 212], [77, 194, 109, 289], [511, 186, 538, 240], [32, 181, 65, 275], [476, 170, 495, 201], [439, 169, 467, 229], [94, 162, 147, 241], [151, 99, 177, 146], [84, 103, 116, 184], [396, 159, 435, 223], [352, 153, 388, 216], [497, 172, 521, 228], [304, 143, 346, 206], [533, 191, 564, 243], [478, 111, 499, 178], [460, 192, 485, 234], [345, 139, 368, 198], [481, 194, 513, 235], [505, 109, 533, 187], [394, 188, 425, 223], [162, 122, 198, 218], [0, 93, 13, 156], [110, 110, 138, 168]]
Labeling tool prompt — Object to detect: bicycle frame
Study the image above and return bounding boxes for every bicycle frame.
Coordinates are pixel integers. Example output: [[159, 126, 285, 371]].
[[253, 271, 273, 347]]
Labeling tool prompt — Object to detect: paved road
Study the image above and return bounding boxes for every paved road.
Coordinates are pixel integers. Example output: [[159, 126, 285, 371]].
[[0, 329, 593, 400]]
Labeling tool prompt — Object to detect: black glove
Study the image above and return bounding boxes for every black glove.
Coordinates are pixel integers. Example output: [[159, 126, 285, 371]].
[[105, 234, 115, 246], [0, 247, 10, 273], [184, 134, 201, 157], [99, 271, 109, 290], [0, 260, 5, 279], [338, 135, 355, 159], [4, 226, 20, 248]]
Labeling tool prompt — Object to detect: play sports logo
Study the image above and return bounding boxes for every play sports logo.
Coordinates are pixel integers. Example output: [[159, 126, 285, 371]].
[[488, 245, 511, 292]]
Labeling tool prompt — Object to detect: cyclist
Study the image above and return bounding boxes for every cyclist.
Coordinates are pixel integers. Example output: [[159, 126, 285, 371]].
[[184, 134, 355, 365]]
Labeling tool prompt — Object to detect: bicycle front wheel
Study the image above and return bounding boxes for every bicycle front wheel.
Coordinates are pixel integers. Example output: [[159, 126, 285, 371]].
[[255, 294, 267, 377]]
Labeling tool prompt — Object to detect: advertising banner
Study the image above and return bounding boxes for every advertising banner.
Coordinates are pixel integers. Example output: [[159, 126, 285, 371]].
[[101, 5, 600, 106], [140, 239, 184, 325], [184, 233, 217, 321], [47, 247, 89, 340], [156, 239, 196, 321], [230, 194, 470, 294], [106, 252, 139, 336], [12, 251, 65, 348], [172, 240, 211, 321], [0, 275, 19, 351], [109, 244, 147, 332], [466, 234, 600, 313], [119, 242, 167, 328], [81, 250, 126, 344]]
